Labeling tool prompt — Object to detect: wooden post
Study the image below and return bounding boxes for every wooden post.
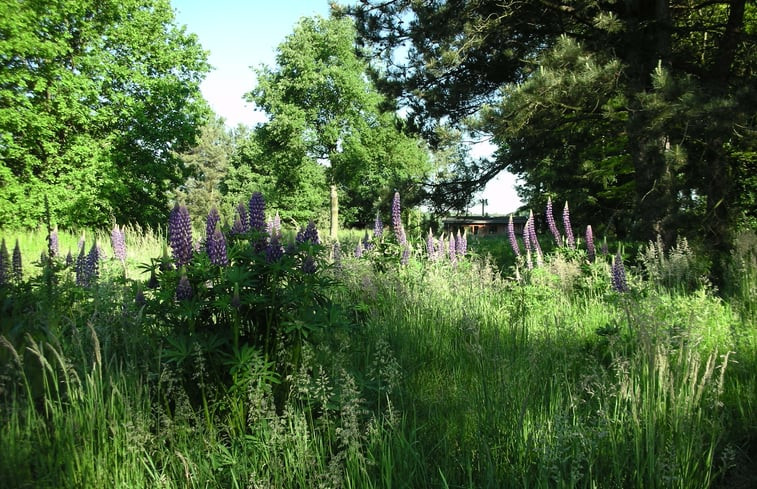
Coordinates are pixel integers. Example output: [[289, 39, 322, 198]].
[[330, 184, 338, 240]]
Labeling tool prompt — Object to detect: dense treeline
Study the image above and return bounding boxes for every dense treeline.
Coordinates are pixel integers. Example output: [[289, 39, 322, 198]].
[[0, 0, 210, 229], [348, 0, 757, 272]]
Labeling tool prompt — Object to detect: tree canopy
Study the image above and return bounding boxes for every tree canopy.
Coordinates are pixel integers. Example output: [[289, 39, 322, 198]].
[[350, 0, 757, 256], [243, 15, 430, 227], [0, 0, 210, 229]]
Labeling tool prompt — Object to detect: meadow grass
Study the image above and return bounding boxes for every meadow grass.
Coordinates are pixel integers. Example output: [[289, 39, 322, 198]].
[[1, 226, 756, 488]]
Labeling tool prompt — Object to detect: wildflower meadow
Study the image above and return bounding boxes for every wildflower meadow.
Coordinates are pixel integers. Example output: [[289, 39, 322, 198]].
[[1, 191, 756, 489]]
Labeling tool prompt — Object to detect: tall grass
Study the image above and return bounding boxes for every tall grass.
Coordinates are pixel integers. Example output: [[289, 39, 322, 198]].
[[1, 226, 756, 488]]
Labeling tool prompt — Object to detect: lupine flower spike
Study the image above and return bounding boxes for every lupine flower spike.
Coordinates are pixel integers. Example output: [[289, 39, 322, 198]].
[[426, 229, 435, 260], [362, 230, 372, 251], [563, 201, 575, 249], [373, 212, 383, 239], [391, 191, 406, 245], [205, 208, 220, 251], [456, 230, 466, 257], [522, 216, 533, 269], [12, 239, 22, 283], [508, 215, 520, 257], [611, 249, 629, 293], [248, 192, 266, 233], [111, 225, 127, 263], [546, 197, 561, 245], [354, 240, 364, 258], [585, 225, 596, 263], [0, 239, 10, 286], [528, 210, 543, 266], [169, 204, 193, 266], [176, 272, 193, 301], [401, 246, 410, 265], [265, 233, 283, 263], [75, 245, 88, 287], [209, 228, 229, 266], [48, 226, 59, 258]]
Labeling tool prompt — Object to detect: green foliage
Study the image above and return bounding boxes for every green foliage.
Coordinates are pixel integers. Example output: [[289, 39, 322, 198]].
[[1, 209, 756, 488], [0, 0, 210, 229], [247, 15, 430, 227], [170, 117, 233, 226], [351, 0, 757, 258]]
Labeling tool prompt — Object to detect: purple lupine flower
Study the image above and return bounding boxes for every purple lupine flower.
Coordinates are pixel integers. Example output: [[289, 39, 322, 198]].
[[12, 240, 22, 282], [528, 210, 543, 266], [391, 191, 406, 245], [48, 226, 59, 258], [267, 211, 282, 237], [205, 208, 221, 250], [456, 230, 466, 257], [426, 229, 435, 260], [168, 204, 193, 266], [85, 242, 102, 282], [231, 215, 246, 236], [354, 240, 364, 258], [601, 238, 609, 257], [563, 201, 575, 249], [75, 246, 88, 287], [301, 220, 320, 245], [248, 192, 266, 233], [459, 230, 467, 256], [0, 239, 10, 286], [546, 197, 561, 245], [175, 273, 193, 301], [111, 225, 127, 262], [302, 255, 317, 274], [449, 233, 456, 260], [362, 230, 373, 251], [611, 249, 629, 293], [65, 250, 73, 267], [401, 246, 410, 265], [208, 228, 229, 266], [522, 217, 533, 270], [508, 215, 520, 257], [585, 225, 596, 263], [373, 212, 383, 239], [231, 203, 249, 235], [265, 233, 283, 263]]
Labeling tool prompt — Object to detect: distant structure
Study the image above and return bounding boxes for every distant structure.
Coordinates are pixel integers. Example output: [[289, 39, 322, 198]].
[[442, 215, 527, 237]]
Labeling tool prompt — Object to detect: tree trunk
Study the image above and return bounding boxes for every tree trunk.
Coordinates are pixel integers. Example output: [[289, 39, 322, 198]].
[[330, 184, 339, 240]]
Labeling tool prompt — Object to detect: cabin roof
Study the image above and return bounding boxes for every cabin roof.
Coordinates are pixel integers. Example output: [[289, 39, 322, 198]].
[[442, 215, 526, 225]]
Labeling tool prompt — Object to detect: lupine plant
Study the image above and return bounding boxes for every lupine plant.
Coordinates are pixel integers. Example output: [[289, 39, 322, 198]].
[[0, 239, 10, 287], [546, 197, 561, 245], [391, 191, 407, 246], [612, 248, 629, 293], [563, 201, 575, 248], [508, 215, 520, 257], [111, 225, 126, 263], [585, 225, 595, 262], [139, 192, 345, 409]]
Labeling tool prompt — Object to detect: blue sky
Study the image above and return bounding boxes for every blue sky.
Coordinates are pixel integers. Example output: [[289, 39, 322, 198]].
[[171, 0, 521, 214], [172, 0, 333, 127]]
